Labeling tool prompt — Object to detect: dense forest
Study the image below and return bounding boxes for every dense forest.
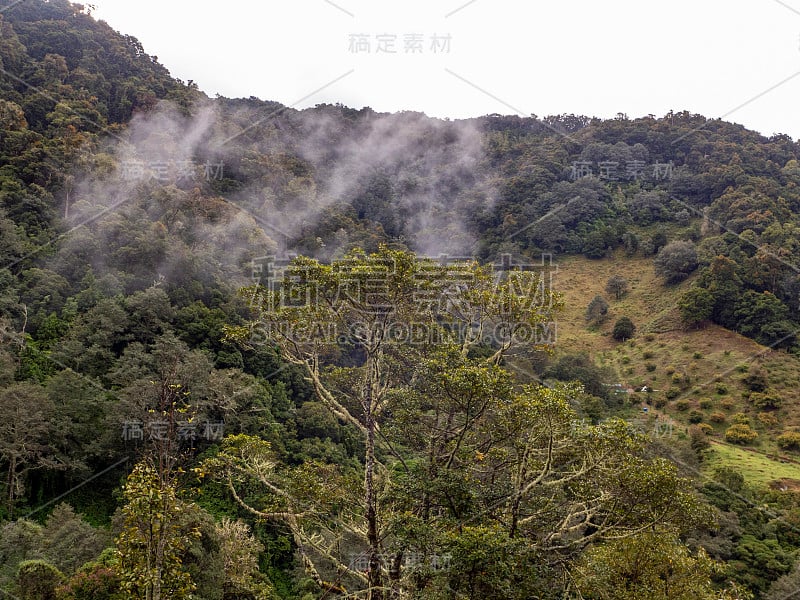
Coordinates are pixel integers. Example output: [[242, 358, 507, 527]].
[[4, 1, 800, 598]]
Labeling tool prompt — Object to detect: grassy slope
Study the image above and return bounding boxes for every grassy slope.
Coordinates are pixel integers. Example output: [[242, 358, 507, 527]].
[[553, 251, 800, 486], [704, 441, 800, 488]]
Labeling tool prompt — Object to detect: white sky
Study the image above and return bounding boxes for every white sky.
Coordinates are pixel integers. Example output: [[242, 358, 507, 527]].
[[88, 0, 800, 138]]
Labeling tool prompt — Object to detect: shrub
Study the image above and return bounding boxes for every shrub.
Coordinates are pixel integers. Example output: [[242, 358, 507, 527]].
[[757, 412, 779, 427], [697, 423, 714, 435], [720, 398, 735, 410], [654, 240, 698, 283], [749, 390, 781, 410], [543, 353, 616, 400], [725, 423, 758, 444], [690, 425, 711, 452], [675, 399, 690, 411], [664, 364, 674, 374], [643, 351, 655, 360], [693, 351, 703, 359], [15, 560, 64, 600], [585, 295, 610, 324], [731, 413, 749, 425], [715, 383, 728, 395], [709, 411, 726, 423], [742, 369, 768, 392], [777, 432, 800, 450], [665, 388, 681, 400], [677, 288, 714, 326], [698, 398, 713, 410], [678, 373, 691, 389], [622, 232, 639, 255], [605, 275, 629, 300], [612, 317, 635, 341], [645, 363, 657, 372], [688, 410, 704, 424], [56, 565, 122, 600]]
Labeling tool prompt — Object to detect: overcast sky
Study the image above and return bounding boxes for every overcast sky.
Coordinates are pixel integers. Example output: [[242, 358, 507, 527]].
[[88, 0, 800, 138]]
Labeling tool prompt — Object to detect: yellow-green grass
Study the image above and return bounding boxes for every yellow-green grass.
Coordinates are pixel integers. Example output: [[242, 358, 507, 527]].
[[551, 252, 800, 455], [703, 441, 800, 488]]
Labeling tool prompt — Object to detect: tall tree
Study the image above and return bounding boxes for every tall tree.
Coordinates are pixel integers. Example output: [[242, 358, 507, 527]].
[[585, 294, 609, 324], [115, 461, 198, 600], [678, 287, 714, 328], [220, 246, 561, 598], [654, 241, 699, 284], [0, 383, 56, 516], [605, 274, 628, 300], [575, 531, 750, 600]]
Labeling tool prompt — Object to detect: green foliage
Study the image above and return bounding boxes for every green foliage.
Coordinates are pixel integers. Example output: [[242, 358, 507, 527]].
[[57, 570, 122, 600], [0, 519, 45, 588], [612, 316, 635, 341], [628, 191, 668, 225], [215, 518, 277, 600], [622, 232, 639, 255], [38, 504, 110, 576], [203, 368, 707, 597], [765, 562, 800, 599], [713, 466, 745, 493], [732, 535, 794, 594], [15, 560, 63, 599], [748, 390, 782, 410], [582, 225, 617, 258], [585, 294, 609, 324], [0, 382, 54, 515], [442, 526, 545, 600], [543, 352, 614, 399], [115, 461, 198, 599], [710, 411, 726, 423], [776, 432, 800, 450], [5, 5, 800, 595], [649, 230, 668, 255], [689, 425, 711, 454], [757, 412, 779, 428], [654, 240, 699, 284], [733, 291, 795, 348], [575, 532, 734, 600], [678, 287, 714, 326], [55, 549, 122, 600], [605, 274, 628, 299], [696, 423, 714, 436], [725, 424, 759, 445], [742, 368, 769, 392]]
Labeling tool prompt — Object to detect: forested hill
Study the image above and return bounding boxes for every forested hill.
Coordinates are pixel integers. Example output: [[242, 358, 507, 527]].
[[4, 1, 800, 599]]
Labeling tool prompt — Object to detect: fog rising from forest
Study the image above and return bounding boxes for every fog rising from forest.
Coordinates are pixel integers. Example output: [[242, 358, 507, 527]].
[[64, 99, 491, 292]]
